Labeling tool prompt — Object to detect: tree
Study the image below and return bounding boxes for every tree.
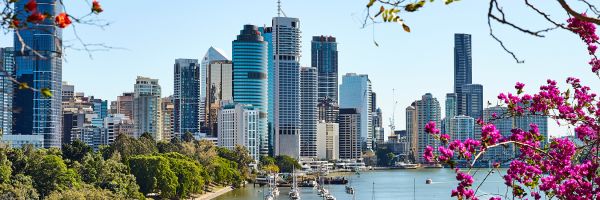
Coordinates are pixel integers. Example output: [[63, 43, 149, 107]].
[[163, 152, 205, 198], [78, 153, 144, 199], [103, 134, 157, 161], [376, 147, 392, 166], [386, 152, 396, 166], [183, 132, 195, 142], [0, 174, 39, 200], [46, 184, 120, 200], [62, 140, 93, 163], [128, 155, 178, 198], [274, 155, 301, 173], [26, 154, 79, 198]]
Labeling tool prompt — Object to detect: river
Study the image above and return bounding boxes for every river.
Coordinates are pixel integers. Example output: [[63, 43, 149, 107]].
[[215, 168, 513, 200]]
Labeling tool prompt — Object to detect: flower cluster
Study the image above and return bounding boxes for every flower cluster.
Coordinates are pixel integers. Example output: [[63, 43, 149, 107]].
[[568, 14, 600, 73]]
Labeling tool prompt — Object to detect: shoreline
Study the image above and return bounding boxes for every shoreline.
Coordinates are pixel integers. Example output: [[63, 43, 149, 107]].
[[191, 186, 234, 200]]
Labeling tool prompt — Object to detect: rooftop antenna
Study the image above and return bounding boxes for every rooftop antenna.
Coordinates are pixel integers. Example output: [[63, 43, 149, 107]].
[[277, 0, 287, 17]]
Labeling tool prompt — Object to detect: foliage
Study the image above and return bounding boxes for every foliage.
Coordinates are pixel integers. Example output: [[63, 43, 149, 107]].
[[26, 154, 79, 198], [128, 155, 178, 198], [46, 184, 120, 200], [375, 147, 393, 166], [274, 155, 301, 173], [262, 164, 280, 173], [102, 134, 157, 161], [78, 152, 144, 199], [0, 174, 39, 200], [62, 140, 93, 163], [183, 132, 195, 142]]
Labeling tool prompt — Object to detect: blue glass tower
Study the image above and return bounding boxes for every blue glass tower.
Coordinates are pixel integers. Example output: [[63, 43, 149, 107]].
[[174, 59, 201, 138], [258, 26, 275, 155], [232, 25, 269, 156], [454, 33, 472, 117], [311, 36, 338, 102], [13, 0, 63, 148]]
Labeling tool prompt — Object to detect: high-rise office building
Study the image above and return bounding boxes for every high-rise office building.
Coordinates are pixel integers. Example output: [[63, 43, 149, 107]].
[[62, 81, 74, 102], [454, 33, 472, 118], [316, 122, 339, 160], [104, 114, 133, 144], [233, 24, 269, 156], [13, 0, 63, 148], [311, 36, 338, 102], [300, 67, 318, 158], [201, 47, 230, 132], [445, 93, 457, 119], [415, 93, 441, 164], [217, 102, 260, 162], [374, 108, 385, 146], [515, 114, 549, 147], [338, 108, 361, 160], [459, 84, 484, 119], [0, 48, 14, 136], [273, 16, 302, 158], [116, 92, 134, 121], [133, 76, 162, 140], [340, 73, 372, 150], [258, 26, 275, 155], [206, 61, 233, 136], [173, 59, 201, 138]]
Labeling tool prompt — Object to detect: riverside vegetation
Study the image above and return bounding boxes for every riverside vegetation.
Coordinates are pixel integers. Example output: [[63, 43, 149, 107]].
[[0, 132, 299, 200]]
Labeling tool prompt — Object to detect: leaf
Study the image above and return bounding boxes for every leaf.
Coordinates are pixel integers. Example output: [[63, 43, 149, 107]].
[[367, 0, 376, 8], [402, 24, 411, 32], [374, 6, 384, 18], [18, 82, 29, 90], [41, 88, 52, 98]]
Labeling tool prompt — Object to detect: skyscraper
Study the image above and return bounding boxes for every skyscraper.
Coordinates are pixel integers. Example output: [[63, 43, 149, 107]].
[[317, 98, 339, 123], [0, 47, 14, 136], [449, 115, 474, 141], [415, 93, 441, 164], [459, 84, 484, 119], [201, 47, 230, 131], [206, 61, 233, 136], [338, 108, 361, 160], [133, 76, 162, 140], [273, 16, 302, 158], [161, 97, 174, 141], [258, 26, 275, 155], [173, 59, 201, 138], [445, 93, 457, 119], [13, 0, 63, 148], [454, 33, 472, 118], [406, 104, 417, 161], [311, 36, 338, 102], [340, 73, 372, 150], [62, 81, 74, 102], [316, 122, 339, 160], [218, 102, 260, 162], [300, 67, 317, 158], [233, 24, 269, 156], [483, 106, 514, 166]]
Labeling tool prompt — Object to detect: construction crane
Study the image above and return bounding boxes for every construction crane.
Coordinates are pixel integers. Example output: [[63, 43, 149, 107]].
[[388, 89, 398, 135]]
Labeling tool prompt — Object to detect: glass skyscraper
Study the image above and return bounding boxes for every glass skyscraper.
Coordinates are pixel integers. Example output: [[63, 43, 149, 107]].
[[0, 48, 14, 136], [232, 24, 269, 156], [201, 47, 229, 132], [206, 61, 232, 136], [311, 36, 338, 102], [174, 59, 201, 138], [459, 84, 483, 119], [273, 17, 302, 158], [454, 33, 472, 117], [13, 0, 63, 148], [258, 26, 275, 155], [300, 67, 317, 158], [340, 73, 373, 150]]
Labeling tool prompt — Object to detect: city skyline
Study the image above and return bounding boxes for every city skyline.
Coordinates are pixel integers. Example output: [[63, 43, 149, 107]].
[[9, 1, 593, 138]]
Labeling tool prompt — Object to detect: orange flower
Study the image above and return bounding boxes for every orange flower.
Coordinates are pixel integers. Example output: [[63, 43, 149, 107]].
[[25, 0, 37, 12], [55, 13, 71, 28], [92, 0, 103, 14], [27, 12, 45, 23]]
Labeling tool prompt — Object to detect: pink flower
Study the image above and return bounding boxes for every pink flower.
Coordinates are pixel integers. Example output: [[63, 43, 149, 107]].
[[515, 82, 525, 90], [423, 146, 434, 162], [424, 121, 440, 134]]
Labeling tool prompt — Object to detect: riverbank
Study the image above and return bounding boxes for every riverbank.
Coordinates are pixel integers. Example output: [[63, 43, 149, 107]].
[[191, 186, 234, 200]]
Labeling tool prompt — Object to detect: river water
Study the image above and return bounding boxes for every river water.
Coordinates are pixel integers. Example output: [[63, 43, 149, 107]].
[[215, 168, 513, 200]]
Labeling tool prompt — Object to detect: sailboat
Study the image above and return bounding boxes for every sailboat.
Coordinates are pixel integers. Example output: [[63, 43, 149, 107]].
[[345, 176, 355, 194], [289, 168, 300, 200], [270, 173, 280, 196]]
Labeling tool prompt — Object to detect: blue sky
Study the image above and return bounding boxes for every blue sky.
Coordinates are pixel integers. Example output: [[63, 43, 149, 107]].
[[18, 0, 599, 137]]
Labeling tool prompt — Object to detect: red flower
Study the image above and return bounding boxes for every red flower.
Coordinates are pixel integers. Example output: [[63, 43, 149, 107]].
[[11, 19, 20, 28], [55, 13, 71, 28], [92, 0, 103, 14], [25, 0, 37, 12], [27, 12, 45, 23]]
